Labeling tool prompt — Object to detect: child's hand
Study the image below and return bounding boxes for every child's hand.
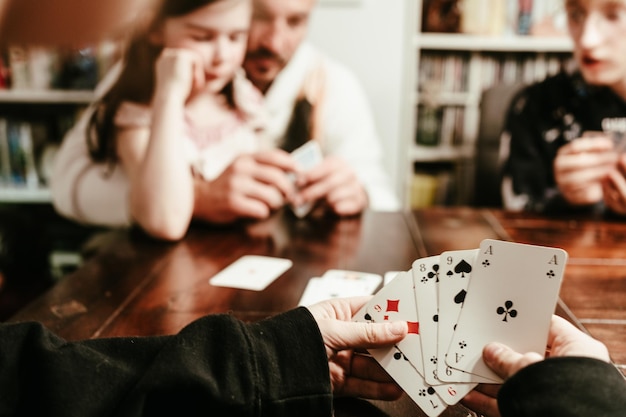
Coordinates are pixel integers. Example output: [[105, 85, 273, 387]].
[[602, 154, 626, 215], [553, 135, 617, 205], [154, 48, 205, 103]]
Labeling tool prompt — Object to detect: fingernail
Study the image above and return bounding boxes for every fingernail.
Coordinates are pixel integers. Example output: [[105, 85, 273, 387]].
[[388, 321, 408, 336]]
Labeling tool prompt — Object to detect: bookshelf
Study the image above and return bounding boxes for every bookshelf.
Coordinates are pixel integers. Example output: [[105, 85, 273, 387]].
[[0, 44, 111, 204], [0, 85, 101, 281], [0, 92, 93, 204], [409, 1, 574, 208]]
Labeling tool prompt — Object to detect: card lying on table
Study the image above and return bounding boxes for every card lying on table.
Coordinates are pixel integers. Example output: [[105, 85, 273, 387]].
[[209, 255, 292, 291], [352, 239, 568, 415], [298, 269, 382, 306]]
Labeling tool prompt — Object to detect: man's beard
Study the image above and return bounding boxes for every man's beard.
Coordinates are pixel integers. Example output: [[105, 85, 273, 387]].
[[245, 46, 287, 68]]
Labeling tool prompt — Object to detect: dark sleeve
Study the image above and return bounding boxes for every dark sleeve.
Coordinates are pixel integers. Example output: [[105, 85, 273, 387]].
[[502, 84, 569, 213], [498, 357, 626, 417], [0, 307, 332, 417]]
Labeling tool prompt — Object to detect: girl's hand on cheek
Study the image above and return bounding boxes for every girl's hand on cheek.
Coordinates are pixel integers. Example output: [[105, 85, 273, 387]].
[[155, 48, 205, 103]]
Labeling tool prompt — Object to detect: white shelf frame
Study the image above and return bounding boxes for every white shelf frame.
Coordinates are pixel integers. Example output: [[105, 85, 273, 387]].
[[0, 187, 52, 203], [0, 89, 95, 104], [411, 144, 475, 163], [415, 33, 573, 52], [417, 91, 480, 107]]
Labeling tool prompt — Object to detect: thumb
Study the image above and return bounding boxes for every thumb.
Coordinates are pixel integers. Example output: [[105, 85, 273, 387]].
[[483, 342, 543, 380], [322, 320, 408, 352]]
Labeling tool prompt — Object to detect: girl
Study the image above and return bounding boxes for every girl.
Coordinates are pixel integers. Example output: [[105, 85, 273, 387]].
[[86, 0, 268, 240]]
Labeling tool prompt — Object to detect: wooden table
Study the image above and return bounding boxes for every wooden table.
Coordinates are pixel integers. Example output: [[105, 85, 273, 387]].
[[8, 208, 626, 416], [408, 207, 626, 377]]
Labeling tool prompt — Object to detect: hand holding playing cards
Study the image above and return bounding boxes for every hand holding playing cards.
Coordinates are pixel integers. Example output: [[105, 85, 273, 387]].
[[461, 315, 611, 417], [194, 150, 298, 223], [307, 296, 408, 400], [293, 156, 368, 216], [554, 135, 617, 206], [602, 154, 626, 215]]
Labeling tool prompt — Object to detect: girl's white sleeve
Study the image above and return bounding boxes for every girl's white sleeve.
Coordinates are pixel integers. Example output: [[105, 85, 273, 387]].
[[50, 62, 132, 227], [50, 106, 132, 227]]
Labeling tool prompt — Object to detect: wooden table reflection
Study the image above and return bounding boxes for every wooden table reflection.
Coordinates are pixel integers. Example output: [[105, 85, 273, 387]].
[[9, 207, 626, 416]]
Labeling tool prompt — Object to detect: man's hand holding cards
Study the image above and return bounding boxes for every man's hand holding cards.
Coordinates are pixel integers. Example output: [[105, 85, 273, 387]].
[[352, 239, 568, 416]]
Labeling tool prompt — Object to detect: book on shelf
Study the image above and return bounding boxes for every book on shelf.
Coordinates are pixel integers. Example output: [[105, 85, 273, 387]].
[[517, 0, 533, 35], [484, 52, 573, 87], [411, 164, 457, 208], [0, 118, 48, 189], [419, 52, 469, 94], [411, 172, 438, 208], [1, 42, 119, 92], [460, 0, 507, 36], [421, 0, 461, 33], [416, 104, 440, 146], [0, 119, 10, 184], [439, 106, 464, 147], [421, 0, 567, 38], [6, 119, 26, 185], [19, 122, 40, 188], [6, 46, 30, 90], [416, 104, 465, 148], [453, 106, 465, 146], [419, 50, 573, 96]]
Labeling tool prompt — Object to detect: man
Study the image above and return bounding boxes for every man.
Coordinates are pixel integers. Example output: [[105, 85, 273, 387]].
[[242, 0, 400, 214], [501, 0, 626, 216], [51, 0, 399, 229]]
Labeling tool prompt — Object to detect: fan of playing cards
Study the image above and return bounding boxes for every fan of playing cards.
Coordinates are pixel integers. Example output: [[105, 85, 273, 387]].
[[353, 239, 568, 417]]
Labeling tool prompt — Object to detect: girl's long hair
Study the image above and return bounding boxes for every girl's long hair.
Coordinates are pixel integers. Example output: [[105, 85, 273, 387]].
[[87, 0, 235, 163]]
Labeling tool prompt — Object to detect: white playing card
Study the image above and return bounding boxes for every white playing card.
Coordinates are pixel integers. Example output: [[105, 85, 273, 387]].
[[446, 239, 568, 382], [365, 267, 468, 406], [289, 140, 324, 218], [297, 270, 381, 306], [352, 304, 448, 417], [411, 256, 441, 385], [437, 249, 492, 384], [384, 271, 402, 286], [209, 255, 292, 291], [297, 277, 328, 306], [291, 140, 324, 169], [412, 256, 477, 405], [366, 271, 424, 374], [321, 269, 382, 294], [369, 346, 448, 417]]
